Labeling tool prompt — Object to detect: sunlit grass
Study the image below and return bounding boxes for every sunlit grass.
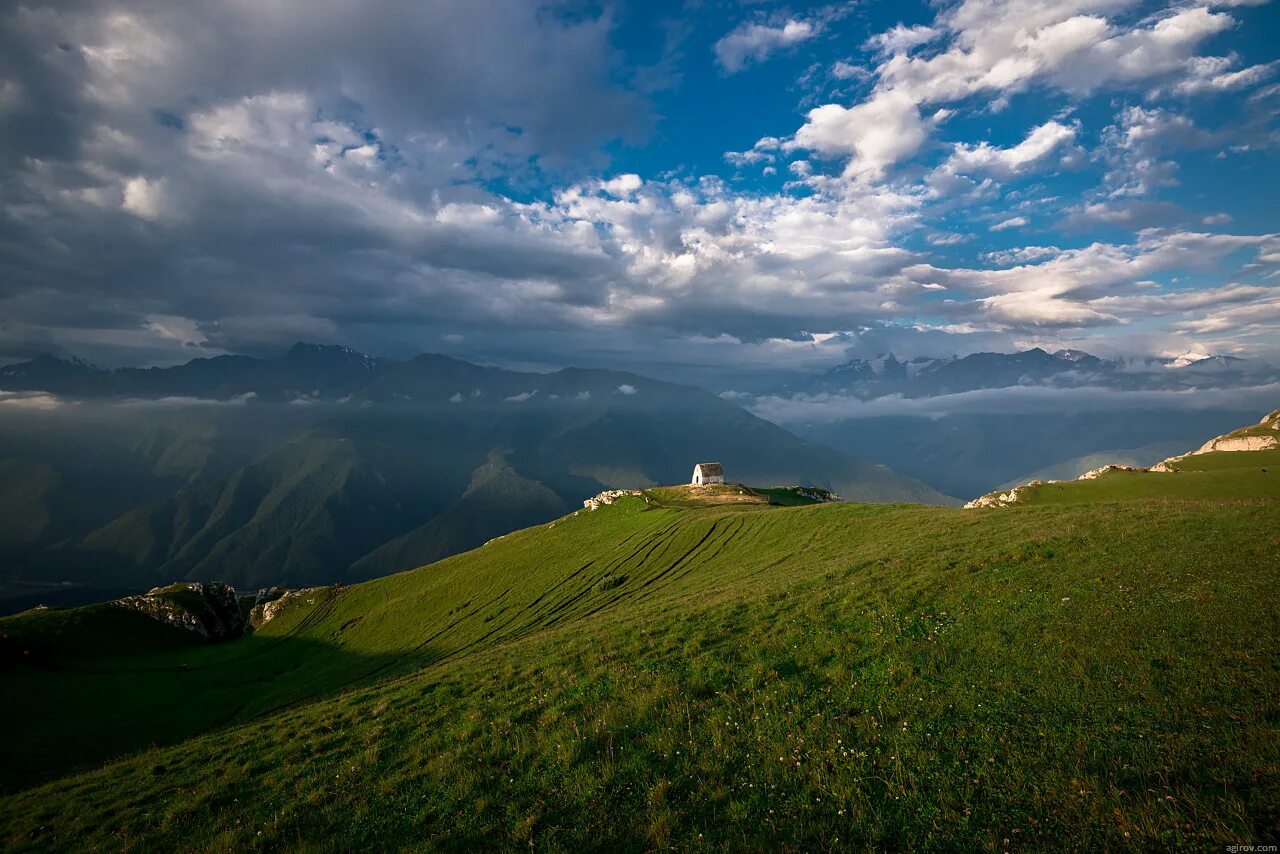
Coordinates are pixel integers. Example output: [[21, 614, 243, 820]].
[[2, 454, 1278, 850]]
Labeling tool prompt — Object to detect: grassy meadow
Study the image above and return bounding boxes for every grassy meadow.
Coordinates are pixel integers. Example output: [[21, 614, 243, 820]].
[[1, 453, 1278, 850]]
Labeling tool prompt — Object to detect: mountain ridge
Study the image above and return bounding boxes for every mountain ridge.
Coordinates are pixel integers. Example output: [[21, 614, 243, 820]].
[[0, 349, 953, 602], [782, 346, 1277, 400]]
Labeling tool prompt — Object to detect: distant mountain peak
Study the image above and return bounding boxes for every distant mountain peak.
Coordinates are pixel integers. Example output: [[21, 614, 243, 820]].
[[1165, 351, 1213, 369], [1165, 351, 1242, 369], [282, 342, 379, 369], [1052, 349, 1093, 362], [0, 354, 103, 381]]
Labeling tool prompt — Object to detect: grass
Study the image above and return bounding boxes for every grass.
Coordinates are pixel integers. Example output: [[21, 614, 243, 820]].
[[1, 440, 1278, 850], [1000, 448, 1280, 505], [642, 483, 836, 508]]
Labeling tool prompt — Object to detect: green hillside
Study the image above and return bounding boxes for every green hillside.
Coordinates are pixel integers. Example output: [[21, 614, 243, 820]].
[[968, 409, 1280, 507], [2, 452, 1278, 849], [4, 388, 951, 599]]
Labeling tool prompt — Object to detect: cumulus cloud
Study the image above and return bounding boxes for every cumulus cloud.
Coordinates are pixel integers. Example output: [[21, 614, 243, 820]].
[[788, 0, 1247, 180], [866, 24, 939, 57], [715, 19, 817, 73], [0, 0, 1274, 378], [899, 231, 1279, 331], [946, 121, 1079, 178], [792, 91, 933, 180]]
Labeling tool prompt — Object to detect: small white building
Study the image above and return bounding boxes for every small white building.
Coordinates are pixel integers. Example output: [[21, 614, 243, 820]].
[[691, 462, 725, 485]]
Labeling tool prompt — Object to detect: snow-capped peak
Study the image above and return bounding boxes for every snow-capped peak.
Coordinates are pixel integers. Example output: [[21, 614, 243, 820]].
[[1166, 351, 1213, 369]]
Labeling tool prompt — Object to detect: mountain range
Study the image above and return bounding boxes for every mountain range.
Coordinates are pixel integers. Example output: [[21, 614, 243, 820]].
[[779, 347, 1277, 399], [745, 347, 1278, 499], [0, 344, 949, 610]]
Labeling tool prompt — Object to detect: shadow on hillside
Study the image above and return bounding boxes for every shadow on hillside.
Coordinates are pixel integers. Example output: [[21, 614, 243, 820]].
[[0, 630, 439, 793]]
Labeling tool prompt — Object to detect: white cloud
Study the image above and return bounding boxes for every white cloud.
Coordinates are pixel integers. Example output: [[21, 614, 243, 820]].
[[787, 0, 1245, 181], [792, 91, 931, 180], [945, 121, 1079, 178], [1175, 58, 1279, 95], [615, 383, 637, 395], [866, 24, 939, 56], [830, 61, 871, 81], [746, 381, 1280, 424], [899, 231, 1278, 330], [601, 174, 643, 197], [1097, 106, 1216, 198], [121, 176, 171, 221], [990, 216, 1028, 231], [715, 19, 817, 73], [723, 139, 777, 167], [983, 245, 1061, 265]]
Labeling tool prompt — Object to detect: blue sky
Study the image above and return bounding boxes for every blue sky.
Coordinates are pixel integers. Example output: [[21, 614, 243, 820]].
[[0, 0, 1277, 382]]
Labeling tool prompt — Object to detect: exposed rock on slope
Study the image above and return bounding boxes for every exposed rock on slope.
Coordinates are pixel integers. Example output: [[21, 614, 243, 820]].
[[963, 483, 1044, 509], [583, 490, 643, 511], [965, 408, 1279, 507], [110, 582, 326, 639], [112, 582, 245, 640], [249, 587, 326, 629], [1151, 409, 1280, 472]]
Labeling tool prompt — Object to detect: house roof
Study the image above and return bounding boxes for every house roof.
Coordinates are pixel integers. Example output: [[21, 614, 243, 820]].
[[694, 462, 724, 476]]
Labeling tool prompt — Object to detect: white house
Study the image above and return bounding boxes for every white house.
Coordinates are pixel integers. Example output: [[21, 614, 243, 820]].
[[691, 462, 725, 485]]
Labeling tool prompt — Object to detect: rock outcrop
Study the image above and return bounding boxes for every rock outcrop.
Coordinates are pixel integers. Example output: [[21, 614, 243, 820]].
[[248, 587, 326, 629], [109, 582, 327, 639], [1077, 464, 1136, 480], [967, 408, 1279, 507], [773, 486, 843, 503], [1151, 408, 1280, 471], [583, 489, 644, 511], [963, 482, 1047, 509], [112, 582, 245, 640]]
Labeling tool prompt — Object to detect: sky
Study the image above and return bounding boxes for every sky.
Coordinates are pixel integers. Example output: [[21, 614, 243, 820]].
[[1, 0, 1278, 386]]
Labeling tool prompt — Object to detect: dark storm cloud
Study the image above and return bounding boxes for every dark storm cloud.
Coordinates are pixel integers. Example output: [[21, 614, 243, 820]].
[[0, 0, 654, 364]]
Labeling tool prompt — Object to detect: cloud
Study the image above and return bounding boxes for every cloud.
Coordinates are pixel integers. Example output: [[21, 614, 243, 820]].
[[0, 390, 65, 410], [0, 0, 1274, 378], [715, 19, 817, 73], [989, 216, 1027, 232], [1096, 106, 1217, 198], [792, 91, 933, 180], [787, 1, 1246, 180], [1173, 57, 1278, 95], [120, 176, 171, 221], [830, 61, 871, 81], [615, 383, 637, 395], [899, 231, 1278, 331], [867, 24, 939, 57], [745, 381, 1280, 424], [946, 121, 1079, 178], [724, 138, 778, 168]]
